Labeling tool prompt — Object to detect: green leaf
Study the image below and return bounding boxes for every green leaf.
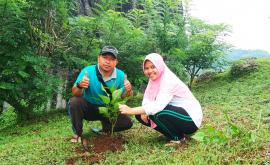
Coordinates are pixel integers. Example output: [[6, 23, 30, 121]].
[[100, 85, 108, 95], [110, 86, 117, 92], [0, 82, 14, 90], [99, 107, 109, 118], [192, 131, 205, 142], [99, 95, 110, 105], [112, 103, 120, 112], [245, 131, 257, 143], [228, 124, 240, 137], [112, 88, 123, 103], [18, 71, 30, 78]]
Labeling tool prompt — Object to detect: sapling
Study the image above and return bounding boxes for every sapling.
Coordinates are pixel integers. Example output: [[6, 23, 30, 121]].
[[98, 86, 129, 136]]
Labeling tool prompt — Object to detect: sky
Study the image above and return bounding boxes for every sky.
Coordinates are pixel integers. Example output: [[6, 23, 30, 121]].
[[189, 0, 270, 52]]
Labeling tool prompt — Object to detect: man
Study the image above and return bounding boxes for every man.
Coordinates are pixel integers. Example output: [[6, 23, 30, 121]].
[[69, 46, 133, 142]]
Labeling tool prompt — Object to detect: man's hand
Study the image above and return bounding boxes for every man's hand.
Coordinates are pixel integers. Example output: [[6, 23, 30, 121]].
[[124, 74, 132, 96], [78, 71, 89, 88]]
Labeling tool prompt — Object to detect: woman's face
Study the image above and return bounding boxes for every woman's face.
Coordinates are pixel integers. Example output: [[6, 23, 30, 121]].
[[144, 60, 159, 80]]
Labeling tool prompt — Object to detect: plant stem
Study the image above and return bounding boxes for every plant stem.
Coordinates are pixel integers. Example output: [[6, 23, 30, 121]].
[[111, 120, 116, 137], [111, 124, 114, 136]]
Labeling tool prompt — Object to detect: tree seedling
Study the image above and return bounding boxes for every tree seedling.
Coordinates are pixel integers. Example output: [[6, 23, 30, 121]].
[[98, 86, 129, 136]]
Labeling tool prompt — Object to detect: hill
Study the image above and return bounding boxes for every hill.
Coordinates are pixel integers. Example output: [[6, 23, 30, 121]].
[[193, 57, 270, 163], [0, 58, 269, 164], [225, 49, 270, 61]]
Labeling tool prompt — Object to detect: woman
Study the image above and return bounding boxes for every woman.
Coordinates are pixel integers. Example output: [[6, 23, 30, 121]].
[[119, 53, 203, 143]]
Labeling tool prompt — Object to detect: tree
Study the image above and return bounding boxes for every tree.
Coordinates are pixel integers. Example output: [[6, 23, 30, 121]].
[[136, 0, 188, 80], [0, 0, 69, 119], [140, 0, 186, 53], [67, 9, 150, 89], [0, 0, 231, 120], [180, 18, 231, 88]]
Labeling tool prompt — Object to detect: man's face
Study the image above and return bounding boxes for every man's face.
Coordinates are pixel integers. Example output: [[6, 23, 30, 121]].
[[98, 54, 118, 72]]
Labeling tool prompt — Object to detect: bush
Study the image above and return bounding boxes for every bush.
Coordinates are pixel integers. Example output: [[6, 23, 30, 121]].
[[0, 107, 17, 130], [196, 70, 217, 82], [126, 91, 143, 107], [230, 57, 258, 76]]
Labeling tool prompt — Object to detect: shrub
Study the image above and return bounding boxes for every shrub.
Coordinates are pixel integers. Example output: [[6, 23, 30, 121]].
[[196, 70, 217, 82], [0, 107, 17, 130], [126, 91, 143, 107], [230, 57, 258, 76]]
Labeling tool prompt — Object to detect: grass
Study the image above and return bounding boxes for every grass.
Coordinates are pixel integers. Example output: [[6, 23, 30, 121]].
[[0, 58, 270, 164]]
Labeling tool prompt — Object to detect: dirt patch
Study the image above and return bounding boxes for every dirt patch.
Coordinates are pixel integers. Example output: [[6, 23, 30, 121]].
[[89, 134, 125, 153], [65, 152, 103, 165], [65, 135, 125, 164]]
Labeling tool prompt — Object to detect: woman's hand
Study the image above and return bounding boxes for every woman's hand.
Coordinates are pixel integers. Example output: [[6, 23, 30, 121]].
[[119, 104, 132, 115], [119, 105, 146, 116], [141, 114, 149, 123]]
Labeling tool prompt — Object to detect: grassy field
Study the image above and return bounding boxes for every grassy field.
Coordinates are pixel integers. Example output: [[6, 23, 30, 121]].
[[0, 58, 269, 164]]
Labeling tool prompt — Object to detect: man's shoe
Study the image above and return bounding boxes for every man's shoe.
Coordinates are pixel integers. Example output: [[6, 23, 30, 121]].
[[81, 136, 90, 153]]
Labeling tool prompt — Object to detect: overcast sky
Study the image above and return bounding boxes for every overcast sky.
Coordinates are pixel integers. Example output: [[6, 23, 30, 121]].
[[190, 0, 270, 52]]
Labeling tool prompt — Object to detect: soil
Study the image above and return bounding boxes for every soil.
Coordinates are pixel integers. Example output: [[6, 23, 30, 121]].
[[65, 134, 125, 165]]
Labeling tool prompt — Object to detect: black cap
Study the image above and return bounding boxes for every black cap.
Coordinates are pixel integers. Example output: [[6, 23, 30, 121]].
[[100, 46, 118, 58]]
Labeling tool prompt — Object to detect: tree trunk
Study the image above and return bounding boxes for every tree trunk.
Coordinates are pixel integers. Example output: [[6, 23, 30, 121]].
[[10, 100, 33, 121], [89, 0, 100, 8], [178, 1, 184, 16], [46, 99, 52, 112], [81, 0, 91, 15], [188, 74, 195, 90], [56, 85, 67, 109], [118, 0, 136, 12], [132, 0, 137, 9], [0, 100, 3, 114]]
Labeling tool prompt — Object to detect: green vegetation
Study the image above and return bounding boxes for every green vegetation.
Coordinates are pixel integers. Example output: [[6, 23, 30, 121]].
[[1, 0, 269, 164], [0, 0, 230, 119], [98, 87, 129, 135], [175, 18, 230, 88], [1, 58, 269, 164]]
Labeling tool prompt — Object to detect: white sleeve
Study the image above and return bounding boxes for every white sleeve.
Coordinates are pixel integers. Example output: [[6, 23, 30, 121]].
[[142, 92, 173, 115], [142, 97, 150, 106]]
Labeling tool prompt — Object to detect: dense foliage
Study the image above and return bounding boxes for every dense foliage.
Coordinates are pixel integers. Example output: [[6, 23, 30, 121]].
[[0, 58, 269, 164], [0, 0, 230, 118], [0, 0, 64, 119]]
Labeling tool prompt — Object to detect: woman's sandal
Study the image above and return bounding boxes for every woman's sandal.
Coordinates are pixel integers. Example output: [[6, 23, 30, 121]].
[[165, 137, 187, 147], [70, 135, 81, 143]]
